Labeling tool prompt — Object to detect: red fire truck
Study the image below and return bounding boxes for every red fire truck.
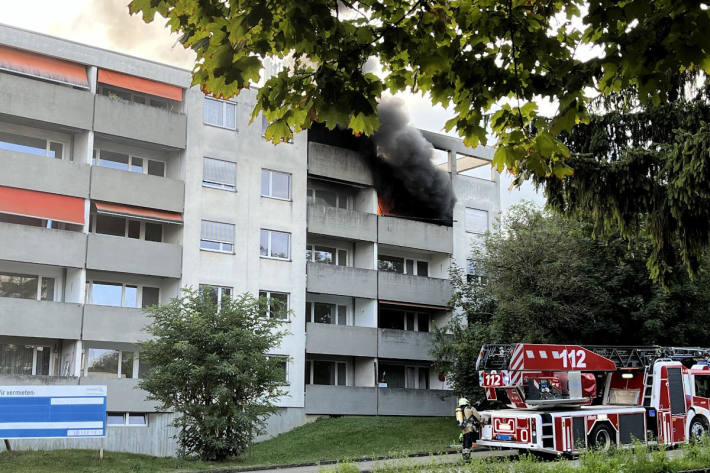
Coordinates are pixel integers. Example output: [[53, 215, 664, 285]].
[[475, 344, 710, 455]]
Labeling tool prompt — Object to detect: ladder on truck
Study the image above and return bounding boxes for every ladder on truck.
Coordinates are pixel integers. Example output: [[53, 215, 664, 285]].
[[477, 344, 710, 373]]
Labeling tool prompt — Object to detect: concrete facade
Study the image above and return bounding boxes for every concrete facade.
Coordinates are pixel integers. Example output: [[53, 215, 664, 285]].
[[0, 26, 500, 458]]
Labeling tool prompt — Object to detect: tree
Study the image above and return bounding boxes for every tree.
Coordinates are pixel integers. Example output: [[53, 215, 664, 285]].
[[128, 1, 710, 281], [432, 204, 710, 396], [139, 288, 287, 461]]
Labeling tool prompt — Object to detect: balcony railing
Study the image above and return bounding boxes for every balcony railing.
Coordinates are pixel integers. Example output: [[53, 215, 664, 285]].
[[307, 205, 377, 242], [90, 166, 184, 213], [0, 298, 82, 339], [377, 215, 453, 253], [306, 262, 377, 299], [306, 322, 377, 357], [0, 149, 90, 198], [83, 305, 150, 344], [0, 222, 86, 268], [377, 272, 452, 307], [86, 234, 182, 278], [377, 328, 436, 361], [307, 142, 373, 186]]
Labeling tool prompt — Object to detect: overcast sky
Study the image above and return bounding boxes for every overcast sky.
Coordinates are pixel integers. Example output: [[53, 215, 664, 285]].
[[3, 0, 545, 210]]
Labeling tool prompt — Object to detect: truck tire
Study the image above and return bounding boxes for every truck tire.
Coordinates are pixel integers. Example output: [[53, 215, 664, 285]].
[[587, 423, 615, 451], [689, 415, 709, 442]]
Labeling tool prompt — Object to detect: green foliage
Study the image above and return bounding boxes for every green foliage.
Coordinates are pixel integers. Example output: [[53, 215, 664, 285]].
[[138, 288, 286, 461], [433, 203, 710, 396], [542, 80, 710, 284], [128, 0, 710, 177]]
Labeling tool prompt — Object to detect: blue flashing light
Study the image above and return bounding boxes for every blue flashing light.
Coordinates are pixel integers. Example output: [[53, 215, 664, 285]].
[[648, 409, 656, 418]]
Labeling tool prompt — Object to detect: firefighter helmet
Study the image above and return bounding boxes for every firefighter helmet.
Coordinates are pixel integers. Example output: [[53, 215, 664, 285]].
[[458, 397, 469, 407]]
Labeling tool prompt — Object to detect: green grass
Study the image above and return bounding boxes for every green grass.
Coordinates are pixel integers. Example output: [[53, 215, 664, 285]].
[[0, 416, 459, 472], [235, 416, 460, 466]]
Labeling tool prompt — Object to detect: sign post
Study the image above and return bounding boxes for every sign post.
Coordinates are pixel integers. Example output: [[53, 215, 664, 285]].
[[0, 385, 107, 446]]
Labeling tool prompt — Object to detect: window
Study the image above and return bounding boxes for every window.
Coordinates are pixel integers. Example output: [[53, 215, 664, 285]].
[[306, 302, 347, 325], [268, 355, 289, 384], [93, 149, 165, 177], [84, 348, 142, 378], [200, 220, 235, 253], [92, 214, 164, 242], [85, 281, 157, 308], [200, 284, 232, 310], [379, 308, 429, 332], [379, 364, 430, 389], [204, 97, 237, 129], [0, 273, 55, 301], [306, 187, 351, 209], [306, 360, 347, 386], [0, 130, 64, 159], [106, 412, 148, 426], [465, 208, 488, 234], [260, 291, 289, 320], [203, 157, 236, 191], [306, 245, 348, 266], [378, 255, 429, 275], [696, 375, 710, 398], [0, 343, 50, 375], [261, 169, 291, 200], [260, 229, 291, 259], [466, 259, 487, 285]]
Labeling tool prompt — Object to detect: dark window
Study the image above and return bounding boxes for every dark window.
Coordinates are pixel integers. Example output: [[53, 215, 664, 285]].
[[417, 261, 429, 277], [127, 220, 140, 239], [95, 214, 125, 236], [378, 255, 404, 273], [418, 313, 429, 332], [144, 223, 163, 242], [696, 375, 710, 398], [142, 287, 160, 308], [148, 160, 165, 177]]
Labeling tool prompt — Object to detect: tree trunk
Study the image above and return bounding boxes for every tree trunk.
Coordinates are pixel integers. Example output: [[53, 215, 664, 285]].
[[3, 439, 10, 451]]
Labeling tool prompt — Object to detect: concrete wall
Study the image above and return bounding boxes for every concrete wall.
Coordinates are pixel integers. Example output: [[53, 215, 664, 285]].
[[82, 305, 150, 344], [306, 323, 377, 357], [377, 216, 453, 253], [86, 234, 182, 278], [354, 241, 376, 269], [305, 385, 377, 415], [307, 142, 373, 186], [353, 298, 377, 327], [377, 272, 452, 307], [377, 329, 435, 361], [93, 95, 187, 149], [258, 407, 307, 441], [0, 223, 86, 268], [90, 166, 185, 213], [377, 388, 456, 416], [0, 298, 82, 339], [0, 72, 94, 129], [307, 205, 377, 242], [306, 262, 377, 299], [354, 358, 376, 387], [0, 149, 90, 198]]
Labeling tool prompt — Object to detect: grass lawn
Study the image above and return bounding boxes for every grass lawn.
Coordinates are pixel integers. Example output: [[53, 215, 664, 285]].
[[0, 416, 459, 472]]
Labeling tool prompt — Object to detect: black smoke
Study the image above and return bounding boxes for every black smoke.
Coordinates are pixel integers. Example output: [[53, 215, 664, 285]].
[[372, 97, 456, 224]]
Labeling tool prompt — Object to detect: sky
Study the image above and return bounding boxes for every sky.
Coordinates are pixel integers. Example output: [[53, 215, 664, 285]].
[[2, 0, 545, 210]]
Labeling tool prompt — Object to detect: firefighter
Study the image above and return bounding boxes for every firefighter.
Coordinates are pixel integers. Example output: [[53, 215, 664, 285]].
[[455, 397, 481, 460]]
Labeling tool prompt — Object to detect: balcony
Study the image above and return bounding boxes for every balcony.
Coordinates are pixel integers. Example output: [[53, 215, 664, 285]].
[[0, 223, 86, 268], [306, 262, 377, 299], [86, 234, 181, 278], [305, 385, 377, 415], [0, 375, 158, 412], [0, 149, 90, 198], [307, 205, 376, 242], [90, 166, 184, 213], [93, 95, 187, 149], [0, 72, 93, 129], [83, 305, 150, 344], [307, 142, 373, 186], [377, 216, 453, 253], [377, 388, 456, 416], [377, 329, 435, 361], [377, 272, 452, 307], [0, 298, 82, 339], [306, 323, 377, 357]]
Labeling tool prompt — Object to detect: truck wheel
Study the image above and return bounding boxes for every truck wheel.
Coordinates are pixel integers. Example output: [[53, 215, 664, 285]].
[[689, 416, 709, 442], [588, 423, 615, 451]]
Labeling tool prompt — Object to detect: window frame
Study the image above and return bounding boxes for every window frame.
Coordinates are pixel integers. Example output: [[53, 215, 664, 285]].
[[306, 244, 349, 266], [260, 229, 291, 260], [91, 213, 164, 242], [378, 254, 429, 276], [305, 359, 347, 386], [464, 207, 489, 234], [93, 148, 166, 177], [0, 125, 69, 161], [0, 272, 55, 301], [0, 342, 52, 376], [199, 284, 233, 310], [306, 187, 352, 210], [202, 157, 237, 191], [261, 169, 292, 201], [98, 84, 177, 112], [259, 290, 290, 321], [106, 412, 149, 427], [203, 96, 237, 130], [267, 355, 290, 385], [82, 348, 140, 379], [200, 220, 235, 254], [306, 301, 348, 325], [85, 281, 158, 308]]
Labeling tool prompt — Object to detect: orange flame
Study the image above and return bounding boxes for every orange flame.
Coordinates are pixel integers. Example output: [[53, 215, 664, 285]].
[[377, 196, 392, 216]]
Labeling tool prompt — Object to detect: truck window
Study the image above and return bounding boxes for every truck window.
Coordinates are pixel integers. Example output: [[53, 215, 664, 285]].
[[696, 375, 710, 398]]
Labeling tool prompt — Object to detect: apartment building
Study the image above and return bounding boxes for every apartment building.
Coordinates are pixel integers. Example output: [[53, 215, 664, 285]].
[[0, 25, 501, 456]]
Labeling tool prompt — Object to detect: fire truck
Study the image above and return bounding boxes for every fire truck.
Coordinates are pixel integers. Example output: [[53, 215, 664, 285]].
[[474, 344, 710, 455]]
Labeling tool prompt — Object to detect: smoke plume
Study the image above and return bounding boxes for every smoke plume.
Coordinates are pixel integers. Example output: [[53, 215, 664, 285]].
[[373, 97, 456, 224]]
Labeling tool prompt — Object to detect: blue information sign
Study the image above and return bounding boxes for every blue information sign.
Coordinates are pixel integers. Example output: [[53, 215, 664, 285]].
[[0, 385, 107, 439]]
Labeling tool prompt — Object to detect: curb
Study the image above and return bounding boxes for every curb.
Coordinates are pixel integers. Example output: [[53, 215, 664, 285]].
[[190, 448, 465, 473]]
